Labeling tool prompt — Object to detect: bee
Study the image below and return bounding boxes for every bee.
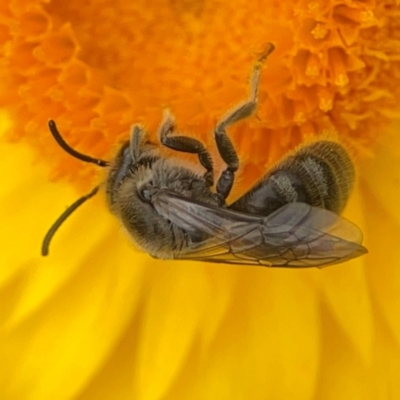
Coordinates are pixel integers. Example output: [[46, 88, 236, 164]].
[[42, 43, 367, 267]]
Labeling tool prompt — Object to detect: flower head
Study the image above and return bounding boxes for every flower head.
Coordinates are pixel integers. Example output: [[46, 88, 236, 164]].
[[1, 0, 400, 399]]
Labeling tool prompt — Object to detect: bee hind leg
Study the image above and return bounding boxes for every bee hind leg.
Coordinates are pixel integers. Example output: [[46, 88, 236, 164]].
[[214, 43, 274, 200], [158, 109, 214, 186]]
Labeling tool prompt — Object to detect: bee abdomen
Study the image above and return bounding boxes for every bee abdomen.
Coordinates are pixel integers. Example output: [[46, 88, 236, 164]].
[[282, 141, 354, 213], [230, 141, 355, 216]]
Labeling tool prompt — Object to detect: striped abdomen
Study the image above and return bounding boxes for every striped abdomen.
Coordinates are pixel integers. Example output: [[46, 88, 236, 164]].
[[229, 141, 355, 216]]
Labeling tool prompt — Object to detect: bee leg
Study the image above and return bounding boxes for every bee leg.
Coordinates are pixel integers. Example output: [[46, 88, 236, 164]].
[[215, 44, 274, 200], [159, 110, 214, 186]]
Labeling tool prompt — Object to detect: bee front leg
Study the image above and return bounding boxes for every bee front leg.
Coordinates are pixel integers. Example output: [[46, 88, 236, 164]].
[[214, 43, 275, 200], [158, 110, 214, 186]]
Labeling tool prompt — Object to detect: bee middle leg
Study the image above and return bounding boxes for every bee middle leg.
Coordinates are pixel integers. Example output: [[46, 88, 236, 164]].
[[214, 43, 275, 200], [158, 110, 214, 186]]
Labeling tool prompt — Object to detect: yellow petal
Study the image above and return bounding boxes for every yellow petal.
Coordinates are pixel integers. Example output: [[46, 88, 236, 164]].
[[360, 124, 400, 346], [0, 140, 147, 399], [316, 188, 373, 363]]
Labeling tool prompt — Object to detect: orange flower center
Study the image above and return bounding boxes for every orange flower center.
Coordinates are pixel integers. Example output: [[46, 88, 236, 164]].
[[1, 0, 399, 191]]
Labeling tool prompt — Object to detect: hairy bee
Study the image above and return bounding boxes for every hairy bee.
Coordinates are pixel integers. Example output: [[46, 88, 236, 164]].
[[42, 43, 367, 267]]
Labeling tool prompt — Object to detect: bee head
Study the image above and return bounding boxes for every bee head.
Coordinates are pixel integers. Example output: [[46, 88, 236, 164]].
[[106, 125, 160, 208]]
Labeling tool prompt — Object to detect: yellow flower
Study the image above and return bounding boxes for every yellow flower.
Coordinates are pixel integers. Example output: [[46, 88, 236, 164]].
[[1, 0, 400, 399]]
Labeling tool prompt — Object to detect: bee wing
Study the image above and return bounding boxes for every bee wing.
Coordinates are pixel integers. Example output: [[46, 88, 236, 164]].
[[153, 190, 367, 267]]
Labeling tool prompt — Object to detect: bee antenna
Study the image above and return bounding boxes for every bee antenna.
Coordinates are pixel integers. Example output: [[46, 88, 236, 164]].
[[42, 186, 100, 256], [48, 120, 110, 167]]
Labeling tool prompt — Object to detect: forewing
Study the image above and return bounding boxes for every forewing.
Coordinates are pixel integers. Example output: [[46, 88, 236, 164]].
[[153, 190, 367, 267]]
